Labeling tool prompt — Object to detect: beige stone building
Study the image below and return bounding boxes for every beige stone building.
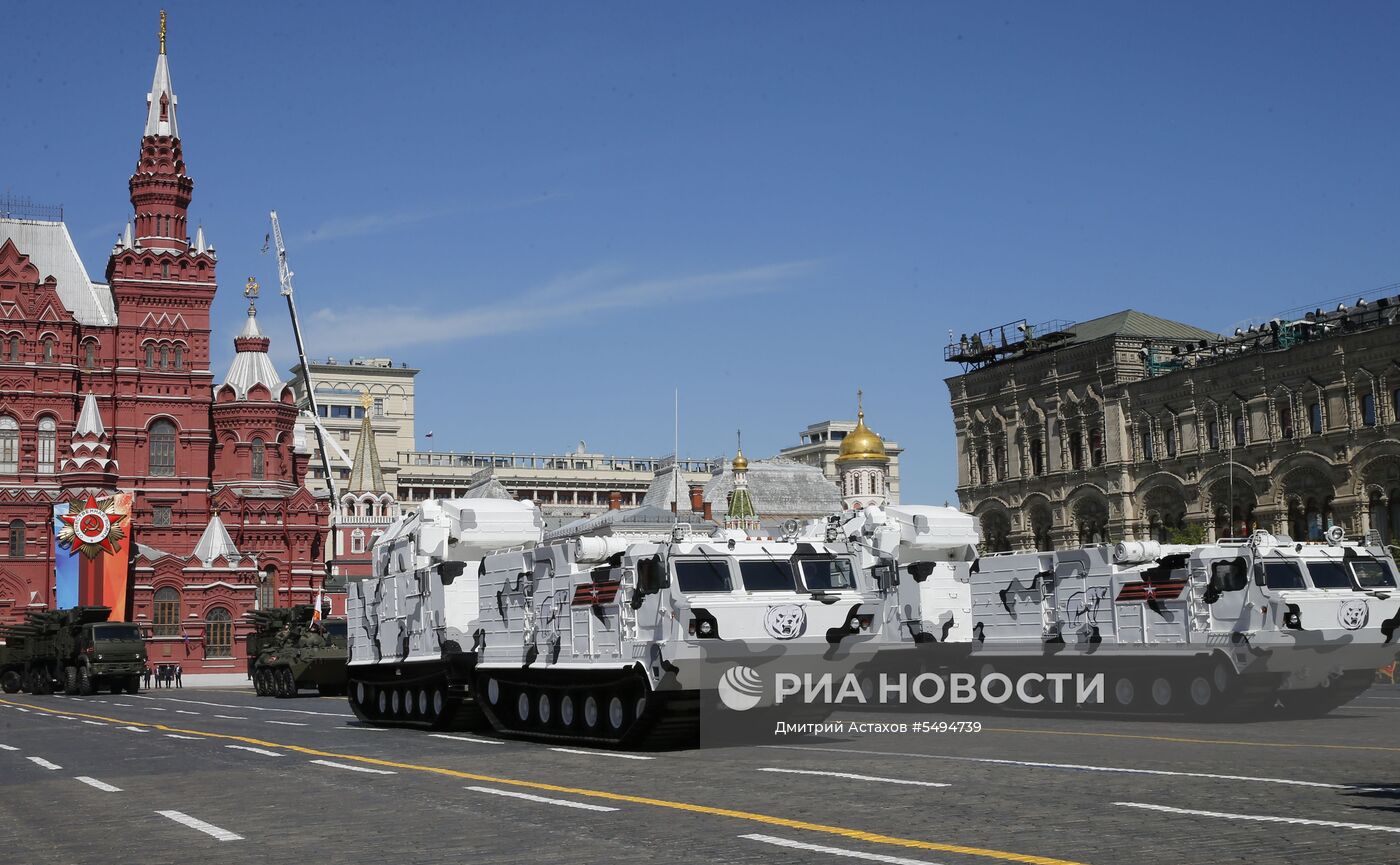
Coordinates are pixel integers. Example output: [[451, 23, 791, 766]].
[[947, 303, 1400, 551], [286, 356, 418, 495]]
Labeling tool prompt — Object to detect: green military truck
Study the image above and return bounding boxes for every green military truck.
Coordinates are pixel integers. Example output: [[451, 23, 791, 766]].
[[245, 605, 348, 697], [0, 607, 146, 696]]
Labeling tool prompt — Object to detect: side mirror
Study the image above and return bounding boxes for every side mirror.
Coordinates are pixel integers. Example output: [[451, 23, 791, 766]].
[[908, 562, 934, 584]]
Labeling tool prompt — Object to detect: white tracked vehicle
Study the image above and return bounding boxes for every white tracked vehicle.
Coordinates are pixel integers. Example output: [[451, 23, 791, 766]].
[[474, 522, 897, 746], [346, 498, 543, 728], [965, 528, 1400, 716]]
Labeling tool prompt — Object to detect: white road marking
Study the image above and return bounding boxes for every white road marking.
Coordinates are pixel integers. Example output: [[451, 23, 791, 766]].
[[53, 715, 76, 721], [213, 715, 249, 720], [165, 734, 202, 740], [465, 785, 619, 812], [147, 707, 167, 711], [28, 757, 61, 770], [429, 733, 504, 745], [174, 710, 200, 715], [1115, 802, 1400, 834], [121, 726, 149, 733], [140, 695, 352, 718], [764, 745, 1387, 792], [75, 776, 122, 792], [156, 810, 243, 842], [263, 720, 307, 726], [14, 707, 30, 713], [741, 833, 940, 864], [226, 745, 283, 757], [757, 768, 949, 788], [0, 744, 19, 751], [309, 759, 396, 775], [549, 746, 653, 760], [112, 703, 133, 707], [80, 720, 106, 727]]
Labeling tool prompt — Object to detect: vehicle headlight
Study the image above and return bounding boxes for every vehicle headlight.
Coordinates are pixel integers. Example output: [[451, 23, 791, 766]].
[[96, 654, 104, 660]]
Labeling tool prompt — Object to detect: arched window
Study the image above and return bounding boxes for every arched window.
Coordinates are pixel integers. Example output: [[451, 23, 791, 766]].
[[7, 520, 24, 558], [1164, 424, 1176, 458], [257, 566, 277, 611], [1278, 403, 1293, 439], [37, 417, 56, 474], [149, 420, 176, 476], [993, 445, 1007, 481], [1233, 415, 1246, 447], [153, 587, 180, 636], [1030, 437, 1044, 476], [1361, 393, 1376, 427], [1089, 428, 1105, 466], [1207, 420, 1220, 450], [1141, 428, 1154, 462], [83, 340, 96, 369], [1069, 432, 1083, 470], [42, 337, 54, 362], [205, 608, 233, 658], [975, 448, 989, 484], [161, 261, 170, 279], [351, 529, 365, 554], [1308, 402, 1322, 435], [251, 437, 266, 480], [174, 344, 184, 369], [3, 335, 15, 362], [144, 344, 155, 369], [0, 417, 17, 473], [160, 345, 170, 370]]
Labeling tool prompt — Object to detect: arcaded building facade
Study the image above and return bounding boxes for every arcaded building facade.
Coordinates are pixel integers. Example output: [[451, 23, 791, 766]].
[[947, 305, 1400, 551]]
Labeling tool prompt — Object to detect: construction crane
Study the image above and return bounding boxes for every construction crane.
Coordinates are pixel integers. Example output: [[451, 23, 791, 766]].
[[269, 211, 342, 593]]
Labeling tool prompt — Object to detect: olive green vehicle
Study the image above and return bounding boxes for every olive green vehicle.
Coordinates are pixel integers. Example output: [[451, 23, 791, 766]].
[[245, 606, 348, 697], [0, 607, 146, 696]]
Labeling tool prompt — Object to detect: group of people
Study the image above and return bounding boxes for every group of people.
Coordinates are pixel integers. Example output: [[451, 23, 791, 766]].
[[144, 663, 183, 689]]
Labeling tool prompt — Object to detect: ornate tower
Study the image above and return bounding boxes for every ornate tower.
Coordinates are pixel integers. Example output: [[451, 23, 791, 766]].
[[104, 12, 219, 553], [338, 394, 399, 579], [837, 390, 890, 510], [725, 432, 761, 534]]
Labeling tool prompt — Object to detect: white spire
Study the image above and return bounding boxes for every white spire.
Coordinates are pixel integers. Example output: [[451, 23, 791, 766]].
[[192, 514, 240, 567], [194, 224, 206, 253], [144, 52, 179, 138], [75, 392, 106, 438], [221, 307, 284, 399], [121, 221, 134, 249]]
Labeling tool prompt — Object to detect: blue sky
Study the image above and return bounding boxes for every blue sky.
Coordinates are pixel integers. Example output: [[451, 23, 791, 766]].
[[5, 2, 1399, 502]]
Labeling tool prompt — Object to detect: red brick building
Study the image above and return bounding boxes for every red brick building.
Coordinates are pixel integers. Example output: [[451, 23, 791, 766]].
[[0, 38, 328, 673]]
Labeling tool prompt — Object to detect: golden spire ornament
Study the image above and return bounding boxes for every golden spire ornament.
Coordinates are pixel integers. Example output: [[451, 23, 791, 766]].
[[159, 10, 167, 54], [244, 276, 260, 315]]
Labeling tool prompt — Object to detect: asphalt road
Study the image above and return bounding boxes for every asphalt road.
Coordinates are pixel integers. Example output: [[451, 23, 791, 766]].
[[1, 685, 1398, 865]]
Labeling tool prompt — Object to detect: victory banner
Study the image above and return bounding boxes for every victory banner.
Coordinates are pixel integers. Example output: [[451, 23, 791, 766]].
[[53, 493, 134, 620]]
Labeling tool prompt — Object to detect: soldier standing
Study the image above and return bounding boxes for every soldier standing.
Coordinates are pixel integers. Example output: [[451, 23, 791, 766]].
[[175, 664, 183, 688]]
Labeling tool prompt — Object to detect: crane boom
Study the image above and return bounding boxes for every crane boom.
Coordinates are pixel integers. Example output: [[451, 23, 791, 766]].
[[270, 210, 341, 589]]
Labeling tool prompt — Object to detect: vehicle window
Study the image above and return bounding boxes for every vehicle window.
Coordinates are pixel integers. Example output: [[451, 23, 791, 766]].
[[799, 558, 856, 591], [1211, 559, 1247, 592], [739, 560, 797, 592], [1305, 561, 1352, 589], [1350, 559, 1398, 589], [1262, 562, 1306, 590], [94, 625, 142, 641], [675, 560, 733, 593], [324, 622, 348, 638]]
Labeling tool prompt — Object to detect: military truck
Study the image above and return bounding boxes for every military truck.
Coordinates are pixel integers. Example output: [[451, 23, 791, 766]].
[[245, 605, 348, 697], [0, 607, 145, 695]]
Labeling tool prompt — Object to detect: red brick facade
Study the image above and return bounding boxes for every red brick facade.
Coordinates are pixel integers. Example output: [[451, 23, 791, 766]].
[[0, 44, 329, 673]]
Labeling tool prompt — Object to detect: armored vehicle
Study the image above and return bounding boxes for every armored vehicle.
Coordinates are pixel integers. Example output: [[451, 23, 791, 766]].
[[346, 496, 980, 746], [965, 528, 1400, 716], [0, 607, 145, 695], [246, 605, 348, 697], [346, 498, 544, 729]]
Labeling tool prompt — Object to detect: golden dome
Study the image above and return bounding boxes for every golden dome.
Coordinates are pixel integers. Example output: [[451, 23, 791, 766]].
[[731, 449, 749, 472], [836, 392, 889, 464]]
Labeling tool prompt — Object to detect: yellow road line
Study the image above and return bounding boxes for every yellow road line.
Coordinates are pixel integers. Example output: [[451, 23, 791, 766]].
[[0, 697, 1087, 865], [984, 726, 1400, 753]]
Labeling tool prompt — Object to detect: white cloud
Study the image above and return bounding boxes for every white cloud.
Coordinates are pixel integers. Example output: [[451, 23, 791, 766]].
[[299, 259, 817, 353]]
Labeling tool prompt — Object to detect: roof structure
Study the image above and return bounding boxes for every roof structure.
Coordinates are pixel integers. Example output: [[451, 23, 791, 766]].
[[347, 401, 386, 493], [221, 310, 285, 399], [75, 392, 106, 437], [0, 219, 116, 325], [144, 51, 179, 137], [704, 457, 840, 520], [192, 515, 240, 566], [1064, 309, 1219, 347]]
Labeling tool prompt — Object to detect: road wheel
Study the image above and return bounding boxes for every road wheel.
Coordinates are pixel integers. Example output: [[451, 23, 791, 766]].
[[253, 669, 266, 696], [1112, 676, 1135, 708], [0, 671, 20, 694], [560, 694, 576, 728], [1149, 675, 1174, 709], [607, 694, 627, 734], [280, 667, 296, 697], [77, 666, 94, 696], [33, 669, 54, 695], [1187, 674, 1213, 710], [583, 694, 600, 730], [64, 666, 79, 696], [537, 692, 553, 727]]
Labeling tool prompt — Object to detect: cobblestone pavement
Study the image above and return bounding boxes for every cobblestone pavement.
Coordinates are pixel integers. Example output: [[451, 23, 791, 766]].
[[1, 685, 1397, 865]]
